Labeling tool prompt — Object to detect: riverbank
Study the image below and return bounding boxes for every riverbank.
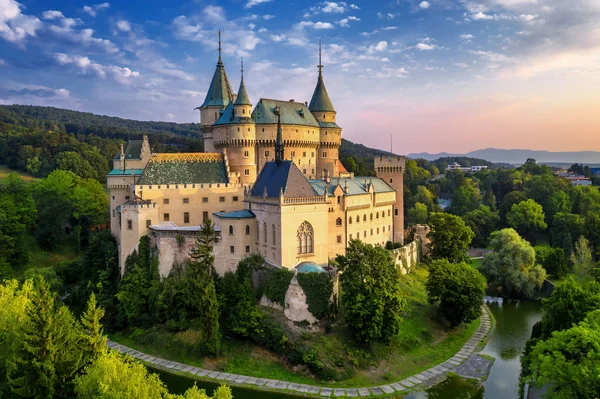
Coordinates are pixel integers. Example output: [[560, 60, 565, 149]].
[[107, 306, 492, 398]]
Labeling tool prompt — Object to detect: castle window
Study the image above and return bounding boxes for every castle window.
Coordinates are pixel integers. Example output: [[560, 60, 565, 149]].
[[291, 151, 296, 158], [363, 214, 367, 222], [312, 169, 315, 174], [257, 224, 260, 241], [297, 221, 314, 254], [357, 232, 360, 239], [146, 219, 151, 228], [215, 112, 217, 120], [382, 226, 385, 232], [350, 234, 353, 240], [337, 235, 342, 244], [246, 225, 250, 235], [364, 230, 367, 237], [388, 209, 391, 217], [336, 217, 342, 226], [219, 196, 225, 202], [356, 216, 360, 224], [263, 223, 267, 243], [230, 246, 235, 254], [371, 229, 373, 236], [370, 213, 373, 221], [377, 228, 380, 234], [349, 216, 353, 224], [262, 128, 265, 132], [112, 196, 115, 200], [244, 150, 249, 158], [183, 198, 189, 204], [233, 196, 239, 202], [202, 197, 208, 203], [395, 208, 399, 216], [376, 212, 379, 219], [303, 151, 306, 157], [163, 198, 169, 204], [303, 169, 307, 174], [184, 212, 190, 223], [244, 169, 250, 176], [229, 225, 234, 235], [337, 196, 341, 204], [203, 211, 209, 221], [322, 151, 327, 158], [296, 129, 298, 133], [246, 245, 251, 253], [243, 109, 246, 114], [237, 127, 240, 132], [265, 150, 270, 158], [127, 220, 132, 230], [390, 178, 393, 184], [272, 225, 276, 245], [164, 213, 170, 221], [312, 152, 315, 157], [125, 196, 130, 200]]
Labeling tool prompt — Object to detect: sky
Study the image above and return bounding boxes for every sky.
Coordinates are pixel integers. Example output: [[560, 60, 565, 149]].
[[1, 0, 599, 154]]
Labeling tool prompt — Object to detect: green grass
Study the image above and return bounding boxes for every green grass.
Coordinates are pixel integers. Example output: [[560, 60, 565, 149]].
[[469, 258, 483, 269], [0, 165, 38, 183], [111, 266, 482, 388], [12, 234, 78, 277]]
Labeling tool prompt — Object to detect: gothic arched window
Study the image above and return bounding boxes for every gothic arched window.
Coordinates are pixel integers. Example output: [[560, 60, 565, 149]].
[[246, 224, 250, 235], [349, 216, 353, 224], [336, 217, 342, 226], [297, 221, 314, 254], [263, 222, 267, 243], [228, 225, 234, 235], [272, 224, 276, 245], [363, 214, 367, 222]]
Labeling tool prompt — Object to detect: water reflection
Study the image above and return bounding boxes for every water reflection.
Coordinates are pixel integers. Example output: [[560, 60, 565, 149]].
[[405, 376, 484, 399]]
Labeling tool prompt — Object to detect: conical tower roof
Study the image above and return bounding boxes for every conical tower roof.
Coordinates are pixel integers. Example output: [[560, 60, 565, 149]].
[[308, 41, 335, 113], [234, 59, 251, 106], [200, 31, 235, 108]]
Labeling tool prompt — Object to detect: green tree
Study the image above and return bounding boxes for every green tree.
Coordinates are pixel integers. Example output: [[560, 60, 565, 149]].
[[535, 246, 569, 278], [481, 228, 546, 299], [547, 191, 572, 222], [449, 180, 481, 216], [498, 190, 526, 225], [80, 293, 106, 365], [584, 210, 600, 258], [407, 202, 429, 225], [426, 259, 485, 327], [427, 212, 474, 263], [55, 151, 97, 180], [506, 199, 547, 241], [525, 310, 600, 399], [571, 236, 595, 281], [336, 240, 406, 343], [550, 212, 584, 248], [462, 205, 499, 248]]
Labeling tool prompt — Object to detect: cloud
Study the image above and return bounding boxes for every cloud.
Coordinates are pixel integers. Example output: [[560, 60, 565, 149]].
[[53, 53, 140, 84], [472, 11, 493, 20], [460, 33, 474, 40], [82, 2, 110, 17], [42, 10, 82, 29], [0, 85, 70, 99], [262, 14, 275, 20], [469, 50, 515, 63], [377, 12, 400, 20], [322, 2, 346, 13], [295, 21, 335, 30], [0, 0, 43, 44], [245, 0, 273, 9], [381, 26, 398, 30], [415, 42, 437, 50], [338, 16, 360, 27], [47, 25, 119, 53], [116, 20, 131, 32], [419, 1, 430, 9], [366, 40, 388, 53], [454, 62, 469, 68]]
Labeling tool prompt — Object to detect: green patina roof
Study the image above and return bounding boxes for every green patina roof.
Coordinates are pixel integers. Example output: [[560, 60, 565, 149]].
[[107, 168, 144, 176], [213, 210, 255, 219], [214, 103, 255, 126], [309, 177, 394, 196], [200, 60, 235, 108], [234, 76, 251, 106], [252, 99, 320, 127], [138, 154, 228, 185], [318, 121, 340, 129], [308, 75, 335, 113], [114, 140, 143, 160]]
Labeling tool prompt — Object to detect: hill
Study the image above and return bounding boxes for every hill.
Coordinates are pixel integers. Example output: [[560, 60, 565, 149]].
[[408, 148, 600, 165]]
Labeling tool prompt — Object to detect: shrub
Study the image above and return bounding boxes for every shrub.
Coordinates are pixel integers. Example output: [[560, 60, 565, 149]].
[[297, 272, 333, 320], [264, 268, 294, 307]]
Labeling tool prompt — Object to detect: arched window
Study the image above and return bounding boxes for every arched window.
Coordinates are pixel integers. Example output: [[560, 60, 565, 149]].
[[256, 224, 260, 241], [336, 217, 342, 226], [363, 214, 367, 222], [272, 224, 276, 245], [263, 222, 267, 243], [228, 225, 234, 235], [370, 213, 373, 221], [376, 212, 379, 219], [246, 224, 250, 235], [297, 221, 314, 254], [390, 178, 393, 184], [349, 216, 353, 224]]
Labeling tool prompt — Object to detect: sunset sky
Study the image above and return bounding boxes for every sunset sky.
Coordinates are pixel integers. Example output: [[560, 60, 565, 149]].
[[1, 0, 599, 154]]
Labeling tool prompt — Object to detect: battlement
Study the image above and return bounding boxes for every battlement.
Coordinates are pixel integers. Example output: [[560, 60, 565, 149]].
[[136, 182, 248, 191], [374, 155, 405, 173]]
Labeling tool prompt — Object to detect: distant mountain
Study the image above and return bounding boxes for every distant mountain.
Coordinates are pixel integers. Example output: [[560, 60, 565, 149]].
[[408, 148, 600, 165]]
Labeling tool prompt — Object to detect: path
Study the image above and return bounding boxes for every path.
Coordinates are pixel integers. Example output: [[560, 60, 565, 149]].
[[107, 306, 492, 398]]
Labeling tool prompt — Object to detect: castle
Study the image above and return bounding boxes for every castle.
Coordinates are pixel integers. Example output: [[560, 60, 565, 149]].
[[107, 38, 406, 276]]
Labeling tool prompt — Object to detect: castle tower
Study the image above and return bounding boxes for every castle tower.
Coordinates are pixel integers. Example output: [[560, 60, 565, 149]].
[[375, 155, 406, 244], [197, 31, 235, 153], [309, 41, 342, 178], [212, 59, 257, 184]]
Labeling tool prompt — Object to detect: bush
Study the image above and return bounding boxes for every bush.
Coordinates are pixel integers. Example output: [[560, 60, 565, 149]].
[[297, 272, 333, 320], [426, 259, 486, 327], [264, 268, 294, 307]]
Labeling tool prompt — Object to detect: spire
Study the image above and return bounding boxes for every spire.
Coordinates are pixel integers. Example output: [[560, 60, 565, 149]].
[[234, 58, 252, 106], [200, 30, 235, 108], [274, 107, 284, 164], [308, 40, 335, 113]]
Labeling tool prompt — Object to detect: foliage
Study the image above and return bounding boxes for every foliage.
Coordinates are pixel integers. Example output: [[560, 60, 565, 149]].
[[539, 278, 600, 339], [506, 199, 547, 240], [481, 228, 546, 299], [550, 212, 584, 248], [80, 293, 107, 364], [264, 268, 295, 307], [296, 272, 334, 320], [448, 179, 481, 216], [525, 310, 600, 399], [498, 190, 526, 225], [462, 205, 499, 248], [535, 246, 569, 278], [407, 202, 429, 225], [427, 212, 474, 263], [571, 236, 596, 281], [426, 259, 485, 327], [336, 240, 406, 343]]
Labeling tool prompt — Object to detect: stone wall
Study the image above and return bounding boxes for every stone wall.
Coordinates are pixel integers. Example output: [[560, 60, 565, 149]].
[[391, 238, 421, 275]]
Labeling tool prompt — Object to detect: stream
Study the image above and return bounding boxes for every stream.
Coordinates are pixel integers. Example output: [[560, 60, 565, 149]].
[[153, 298, 542, 399]]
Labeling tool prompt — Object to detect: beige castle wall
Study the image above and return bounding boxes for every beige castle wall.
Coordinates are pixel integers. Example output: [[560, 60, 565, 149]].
[[119, 203, 158, 274], [391, 239, 420, 275], [212, 216, 256, 276], [327, 188, 346, 260], [375, 155, 406, 244], [153, 233, 198, 277]]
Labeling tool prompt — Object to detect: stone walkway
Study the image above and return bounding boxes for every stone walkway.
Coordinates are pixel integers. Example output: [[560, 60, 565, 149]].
[[107, 307, 492, 398]]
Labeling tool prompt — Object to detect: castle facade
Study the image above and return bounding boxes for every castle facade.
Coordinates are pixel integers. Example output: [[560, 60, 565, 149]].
[[107, 41, 405, 276]]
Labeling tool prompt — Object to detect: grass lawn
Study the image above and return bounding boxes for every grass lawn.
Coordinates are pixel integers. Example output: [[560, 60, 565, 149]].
[[469, 258, 483, 269], [0, 165, 38, 183], [111, 266, 481, 387]]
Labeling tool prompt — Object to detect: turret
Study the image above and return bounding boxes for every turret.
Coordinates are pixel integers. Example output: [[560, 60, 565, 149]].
[[308, 40, 337, 124], [233, 59, 252, 118], [197, 31, 235, 152]]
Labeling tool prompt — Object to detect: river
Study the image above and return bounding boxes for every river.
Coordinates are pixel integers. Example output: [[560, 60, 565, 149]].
[[154, 298, 542, 399]]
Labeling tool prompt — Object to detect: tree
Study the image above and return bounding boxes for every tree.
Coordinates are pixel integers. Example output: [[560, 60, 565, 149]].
[[462, 205, 499, 248], [55, 151, 97, 180], [80, 293, 106, 365], [498, 190, 526, 225], [571, 236, 596, 281], [481, 229, 546, 299], [506, 199, 547, 241], [427, 212, 474, 263], [550, 212, 584, 248], [584, 210, 600, 259], [535, 246, 569, 278], [525, 310, 600, 399], [547, 191, 572, 222], [449, 179, 481, 216], [336, 240, 406, 343], [407, 202, 429, 225], [540, 278, 600, 338], [426, 259, 485, 327]]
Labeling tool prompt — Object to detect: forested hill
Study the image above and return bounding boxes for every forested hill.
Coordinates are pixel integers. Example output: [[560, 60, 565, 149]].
[[0, 105, 202, 138]]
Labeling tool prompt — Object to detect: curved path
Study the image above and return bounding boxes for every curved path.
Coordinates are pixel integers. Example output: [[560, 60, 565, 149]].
[[107, 307, 492, 398]]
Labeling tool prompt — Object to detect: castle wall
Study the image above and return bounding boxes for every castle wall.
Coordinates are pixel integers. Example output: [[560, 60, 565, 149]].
[[375, 156, 406, 244], [212, 216, 257, 276], [119, 203, 158, 274], [152, 232, 198, 277]]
